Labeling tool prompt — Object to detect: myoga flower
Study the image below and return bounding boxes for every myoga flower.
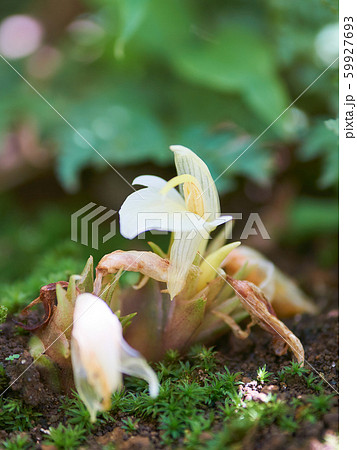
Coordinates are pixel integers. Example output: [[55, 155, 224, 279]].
[[119, 145, 233, 299], [71, 293, 159, 422]]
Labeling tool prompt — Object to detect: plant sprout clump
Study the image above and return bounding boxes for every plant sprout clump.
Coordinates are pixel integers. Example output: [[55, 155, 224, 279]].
[[17, 146, 318, 421]]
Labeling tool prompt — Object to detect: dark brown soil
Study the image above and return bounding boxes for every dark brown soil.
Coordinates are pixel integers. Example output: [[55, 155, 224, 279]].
[[0, 266, 338, 449], [220, 309, 339, 450]]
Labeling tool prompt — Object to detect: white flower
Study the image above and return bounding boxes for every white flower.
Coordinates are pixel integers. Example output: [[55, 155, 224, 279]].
[[119, 145, 232, 299], [71, 293, 159, 422]]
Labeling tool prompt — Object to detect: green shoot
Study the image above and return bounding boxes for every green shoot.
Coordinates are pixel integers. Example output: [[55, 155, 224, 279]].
[[122, 417, 139, 432], [5, 354, 20, 362], [257, 365, 273, 383]]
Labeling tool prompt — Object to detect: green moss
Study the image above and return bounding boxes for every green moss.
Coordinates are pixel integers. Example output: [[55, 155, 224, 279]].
[[109, 354, 335, 447], [109, 345, 242, 445], [122, 417, 139, 432], [0, 364, 8, 391], [307, 394, 335, 415], [60, 391, 113, 431], [0, 398, 41, 432], [278, 361, 310, 381], [54, 350, 336, 447], [43, 424, 86, 449], [2, 434, 31, 450], [1, 350, 336, 448], [0, 305, 8, 324], [0, 243, 85, 313]]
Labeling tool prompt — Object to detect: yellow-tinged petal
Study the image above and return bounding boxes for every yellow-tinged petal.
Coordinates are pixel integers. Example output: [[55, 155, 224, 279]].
[[160, 174, 205, 217], [170, 145, 220, 221], [168, 231, 204, 299], [160, 174, 200, 196], [183, 180, 205, 217], [197, 242, 241, 291], [205, 220, 235, 256]]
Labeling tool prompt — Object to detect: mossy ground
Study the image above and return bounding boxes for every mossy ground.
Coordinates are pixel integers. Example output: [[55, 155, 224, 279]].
[[0, 309, 338, 449]]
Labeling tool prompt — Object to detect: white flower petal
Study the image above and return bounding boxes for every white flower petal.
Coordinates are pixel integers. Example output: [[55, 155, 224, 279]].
[[120, 191, 222, 239], [168, 231, 204, 299], [132, 175, 167, 190], [120, 339, 159, 397], [209, 215, 233, 228], [170, 145, 220, 220], [71, 293, 159, 422], [133, 175, 184, 203], [119, 188, 186, 239], [71, 294, 121, 422]]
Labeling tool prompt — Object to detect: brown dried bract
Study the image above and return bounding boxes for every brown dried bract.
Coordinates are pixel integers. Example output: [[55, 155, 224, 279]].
[[15, 281, 69, 331], [94, 250, 170, 294], [227, 277, 305, 364], [222, 246, 318, 317]]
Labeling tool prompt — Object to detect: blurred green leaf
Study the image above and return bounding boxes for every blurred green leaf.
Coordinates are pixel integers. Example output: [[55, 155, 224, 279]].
[[134, 0, 192, 56], [299, 119, 338, 189], [115, 0, 150, 57], [0, 0, 338, 195], [173, 26, 290, 130], [56, 93, 168, 191], [287, 197, 338, 240], [325, 118, 338, 135]]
